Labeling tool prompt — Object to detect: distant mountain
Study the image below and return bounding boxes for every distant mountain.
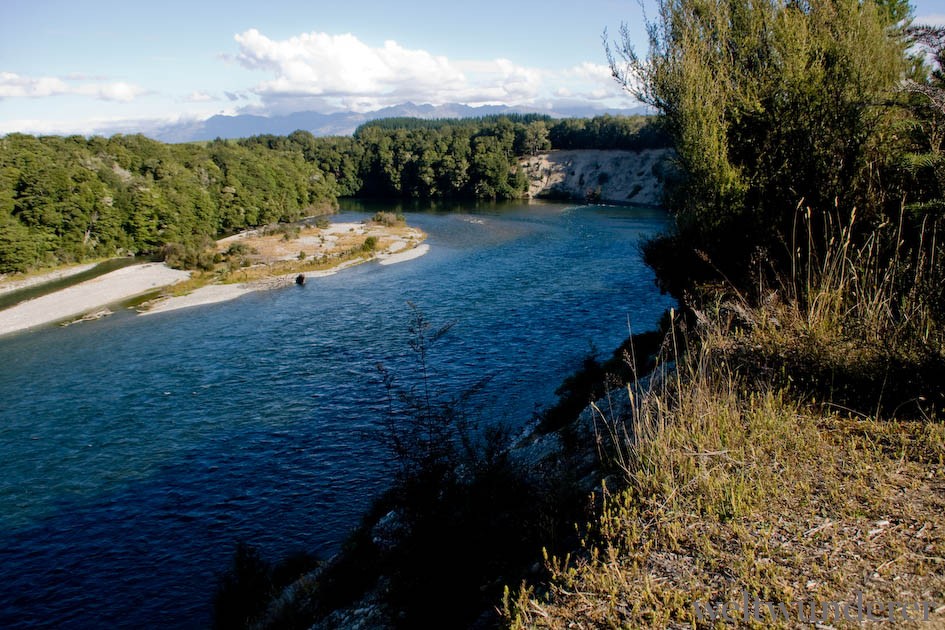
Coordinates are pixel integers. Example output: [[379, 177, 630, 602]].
[[150, 102, 649, 143]]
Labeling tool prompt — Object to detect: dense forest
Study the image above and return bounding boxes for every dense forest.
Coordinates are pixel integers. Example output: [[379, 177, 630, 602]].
[[0, 134, 338, 273], [0, 115, 666, 274], [240, 113, 668, 199]]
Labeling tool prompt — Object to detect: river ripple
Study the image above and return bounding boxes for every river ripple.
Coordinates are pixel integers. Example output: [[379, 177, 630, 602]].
[[0, 201, 674, 628]]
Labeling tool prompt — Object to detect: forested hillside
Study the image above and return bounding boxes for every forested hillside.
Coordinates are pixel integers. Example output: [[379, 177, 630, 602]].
[[0, 134, 338, 273], [0, 115, 668, 274], [240, 114, 668, 199]]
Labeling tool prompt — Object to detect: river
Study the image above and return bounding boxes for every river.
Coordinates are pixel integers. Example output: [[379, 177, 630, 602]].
[[0, 200, 674, 628]]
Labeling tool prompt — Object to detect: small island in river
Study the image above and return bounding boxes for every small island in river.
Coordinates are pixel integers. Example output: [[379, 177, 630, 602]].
[[0, 214, 427, 335]]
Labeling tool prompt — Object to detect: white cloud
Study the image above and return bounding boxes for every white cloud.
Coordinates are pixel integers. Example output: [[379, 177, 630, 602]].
[[231, 28, 628, 113], [185, 91, 215, 102], [554, 61, 631, 102], [565, 62, 613, 82], [0, 110, 227, 137], [0, 73, 69, 98], [0, 72, 146, 102], [83, 82, 146, 102]]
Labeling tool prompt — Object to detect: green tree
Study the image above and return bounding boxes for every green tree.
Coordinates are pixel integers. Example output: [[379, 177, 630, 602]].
[[607, 0, 911, 280], [899, 24, 945, 216]]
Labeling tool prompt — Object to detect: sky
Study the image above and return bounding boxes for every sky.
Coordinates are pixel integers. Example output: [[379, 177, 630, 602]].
[[1, 0, 944, 136]]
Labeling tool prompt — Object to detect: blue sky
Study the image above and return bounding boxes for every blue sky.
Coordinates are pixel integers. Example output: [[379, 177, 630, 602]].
[[1, 0, 943, 136]]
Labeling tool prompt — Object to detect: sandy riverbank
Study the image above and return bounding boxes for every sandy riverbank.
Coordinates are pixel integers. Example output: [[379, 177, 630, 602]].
[[378, 243, 430, 265], [142, 242, 430, 316], [0, 263, 191, 336], [0, 263, 100, 297], [0, 220, 429, 334]]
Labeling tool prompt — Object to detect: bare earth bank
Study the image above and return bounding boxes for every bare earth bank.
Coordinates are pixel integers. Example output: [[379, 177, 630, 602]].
[[522, 148, 670, 206]]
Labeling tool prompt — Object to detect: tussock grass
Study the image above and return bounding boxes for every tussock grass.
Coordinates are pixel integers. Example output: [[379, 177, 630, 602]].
[[504, 324, 945, 628], [700, 207, 945, 419]]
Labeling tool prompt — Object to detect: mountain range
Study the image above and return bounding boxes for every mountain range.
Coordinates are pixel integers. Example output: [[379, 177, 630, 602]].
[[149, 102, 649, 143]]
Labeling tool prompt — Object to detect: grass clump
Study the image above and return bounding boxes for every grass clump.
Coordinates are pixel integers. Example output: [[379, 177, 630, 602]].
[[505, 308, 945, 628], [710, 208, 945, 419]]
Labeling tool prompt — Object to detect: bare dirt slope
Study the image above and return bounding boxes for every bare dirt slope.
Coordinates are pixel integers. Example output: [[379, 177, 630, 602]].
[[521, 148, 671, 206]]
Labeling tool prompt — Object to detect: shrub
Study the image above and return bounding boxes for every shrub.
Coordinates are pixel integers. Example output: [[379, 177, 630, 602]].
[[370, 211, 405, 227], [607, 0, 910, 287], [161, 239, 216, 271]]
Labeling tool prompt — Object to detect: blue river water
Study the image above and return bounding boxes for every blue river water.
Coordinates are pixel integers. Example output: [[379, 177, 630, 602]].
[[0, 200, 673, 628]]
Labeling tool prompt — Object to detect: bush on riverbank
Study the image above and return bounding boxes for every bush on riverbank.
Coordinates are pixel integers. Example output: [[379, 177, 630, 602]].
[[370, 211, 405, 227], [213, 543, 320, 629]]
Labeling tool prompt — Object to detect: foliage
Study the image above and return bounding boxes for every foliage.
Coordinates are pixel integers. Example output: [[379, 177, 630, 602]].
[[359, 308, 590, 628], [212, 543, 320, 629], [252, 307, 592, 629], [1, 112, 669, 274], [240, 114, 667, 202], [898, 24, 945, 218], [369, 211, 404, 227], [506, 338, 945, 627], [607, 0, 912, 287], [0, 134, 339, 273], [501, 3, 945, 628], [538, 327, 667, 434], [717, 208, 945, 417], [547, 114, 670, 150]]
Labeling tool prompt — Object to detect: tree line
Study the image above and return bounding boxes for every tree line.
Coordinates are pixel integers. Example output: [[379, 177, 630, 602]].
[[0, 134, 338, 273], [240, 114, 669, 200], [0, 114, 667, 274]]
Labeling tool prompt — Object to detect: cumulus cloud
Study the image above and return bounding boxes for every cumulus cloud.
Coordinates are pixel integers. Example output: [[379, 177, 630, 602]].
[[85, 82, 145, 102], [565, 62, 613, 82], [231, 29, 624, 113], [0, 72, 145, 102], [555, 62, 628, 101]]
